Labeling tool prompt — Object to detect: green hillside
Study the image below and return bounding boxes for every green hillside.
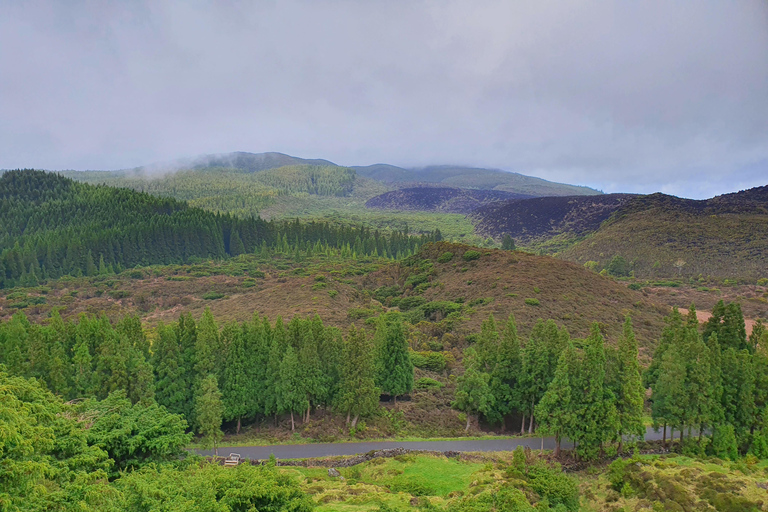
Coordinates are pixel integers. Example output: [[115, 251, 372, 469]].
[[354, 164, 602, 196], [0, 170, 437, 289], [560, 187, 768, 281]]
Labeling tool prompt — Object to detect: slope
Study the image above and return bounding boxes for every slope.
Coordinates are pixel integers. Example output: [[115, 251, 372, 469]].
[[365, 187, 534, 214], [560, 186, 768, 280], [354, 164, 601, 196], [470, 194, 637, 243], [0, 170, 435, 289]]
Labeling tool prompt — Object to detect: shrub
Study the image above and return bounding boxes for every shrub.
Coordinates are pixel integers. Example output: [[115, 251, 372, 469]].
[[627, 283, 642, 290], [437, 251, 454, 263], [348, 308, 378, 320], [311, 282, 327, 290], [202, 291, 225, 300], [526, 462, 580, 512], [524, 298, 540, 306], [758, 278, 768, 287], [250, 270, 266, 278], [374, 285, 401, 302], [462, 250, 481, 261], [712, 424, 738, 460], [415, 377, 444, 390], [410, 351, 447, 372], [109, 290, 131, 299], [328, 290, 338, 298], [398, 296, 426, 311], [405, 274, 429, 288]]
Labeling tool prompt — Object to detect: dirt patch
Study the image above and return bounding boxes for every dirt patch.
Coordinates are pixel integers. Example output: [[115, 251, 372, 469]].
[[678, 307, 757, 336]]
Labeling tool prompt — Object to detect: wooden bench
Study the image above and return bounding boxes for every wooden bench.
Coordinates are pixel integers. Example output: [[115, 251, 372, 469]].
[[224, 453, 241, 467]]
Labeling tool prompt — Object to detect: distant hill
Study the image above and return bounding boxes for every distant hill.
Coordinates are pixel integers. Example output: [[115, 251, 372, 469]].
[[470, 194, 638, 242], [365, 187, 534, 214], [354, 164, 601, 196], [560, 186, 768, 280]]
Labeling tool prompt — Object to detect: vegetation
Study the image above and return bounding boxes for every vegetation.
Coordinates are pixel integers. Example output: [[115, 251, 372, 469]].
[[0, 170, 440, 288]]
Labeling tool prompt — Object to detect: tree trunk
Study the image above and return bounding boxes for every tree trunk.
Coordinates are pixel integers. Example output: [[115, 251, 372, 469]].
[[214, 444, 219, 457], [346, 410, 351, 425], [541, 436, 544, 452], [290, 411, 295, 431], [465, 414, 471, 432], [501, 419, 506, 433], [393, 395, 397, 406], [663, 423, 667, 449], [306, 404, 311, 423], [521, 414, 526, 434], [554, 436, 561, 458], [528, 405, 534, 434], [236, 416, 241, 435], [352, 414, 359, 429]]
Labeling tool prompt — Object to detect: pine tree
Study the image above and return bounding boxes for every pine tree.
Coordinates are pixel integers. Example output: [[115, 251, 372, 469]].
[[536, 346, 576, 457], [277, 345, 307, 431], [487, 314, 522, 428], [153, 322, 188, 416], [194, 308, 220, 383], [221, 322, 249, 433], [337, 326, 379, 427], [195, 374, 224, 456], [72, 336, 94, 398], [375, 313, 413, 404], [652, 342, 687, 446], [452, 349, 494, 431], [571, 324, 618, 460], [297, 324, 325, 422], [476, 313, 499, 371], [615, 317, 646, 448]]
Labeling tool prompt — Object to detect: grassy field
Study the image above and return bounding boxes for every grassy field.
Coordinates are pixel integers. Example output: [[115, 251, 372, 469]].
[[282, 454, 489, 511], [267, 450, 768, 511]]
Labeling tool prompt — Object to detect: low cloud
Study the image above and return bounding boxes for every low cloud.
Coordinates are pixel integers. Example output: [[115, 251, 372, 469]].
[[1, 1, 766, 198]]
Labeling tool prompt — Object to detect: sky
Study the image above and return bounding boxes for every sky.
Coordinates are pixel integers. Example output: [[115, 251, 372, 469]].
[[1, 1, 767, 199]]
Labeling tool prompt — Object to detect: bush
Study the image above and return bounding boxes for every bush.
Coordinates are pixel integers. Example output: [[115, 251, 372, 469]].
[[462, 250, 481, 261], [405, 274, 429, 288], [397, 296, 427, 311], [526, 462, 580, 512], [437, 251, 454, 263], [109, 290, 131, 299], [328, 290, 338, 298], [524, 298, 540, 306], [374, 285, 401, 302], [415, 377, 444, 390], [712, 425, 738, 460], [202, 291, 225, 300], [758, 278, 768, 287], [410, 351, 447, 372]]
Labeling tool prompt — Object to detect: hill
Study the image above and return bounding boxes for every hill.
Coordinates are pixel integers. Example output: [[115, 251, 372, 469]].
[[0, 169, 435, 289], [147, 151, 336, 174], [1, 242, 668, 354], [560, 186, 768, 280], [365, 186, 533, 214], [354, 164, 602, 196], [470, 193, 637, 243]]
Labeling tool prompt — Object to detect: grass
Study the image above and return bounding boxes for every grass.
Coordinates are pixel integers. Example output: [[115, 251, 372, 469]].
[[281, 454, 492, 511]]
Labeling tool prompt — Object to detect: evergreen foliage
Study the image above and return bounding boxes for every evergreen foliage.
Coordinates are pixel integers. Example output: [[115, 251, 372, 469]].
[[0, 169, 441, 289]]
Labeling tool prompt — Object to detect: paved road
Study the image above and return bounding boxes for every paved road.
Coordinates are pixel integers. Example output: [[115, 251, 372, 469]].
[[197, 426, 671, 460]]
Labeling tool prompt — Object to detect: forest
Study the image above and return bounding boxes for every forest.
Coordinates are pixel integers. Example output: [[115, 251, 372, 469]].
[[0, 170, 440, 288]]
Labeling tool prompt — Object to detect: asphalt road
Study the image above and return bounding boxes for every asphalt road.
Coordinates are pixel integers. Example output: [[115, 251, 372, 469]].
[[196, 425, 671, 460]]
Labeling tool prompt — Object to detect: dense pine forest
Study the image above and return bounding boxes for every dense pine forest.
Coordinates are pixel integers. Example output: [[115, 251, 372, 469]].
[[0, 170, 440, 288]]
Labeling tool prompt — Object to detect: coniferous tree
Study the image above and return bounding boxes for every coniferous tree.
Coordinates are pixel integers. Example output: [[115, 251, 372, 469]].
[[536, 345, 576, 457], [195, 374, 224, 456], [487, 314, 522, 428], [221, 323, 248, 433], [153, 322, 187, 416], [337, 326, 379, 428], [277, 345, 307, 431], [614, 317, 645, 448], [452, 349, 494, 431], [375, 313, 413, 404]]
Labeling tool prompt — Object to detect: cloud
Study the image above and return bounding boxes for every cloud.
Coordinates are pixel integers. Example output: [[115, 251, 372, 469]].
[[1, 0, 766, 198]]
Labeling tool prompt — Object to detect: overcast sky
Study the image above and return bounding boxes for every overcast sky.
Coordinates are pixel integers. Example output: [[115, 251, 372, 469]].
[[1, 1, 767, 198]]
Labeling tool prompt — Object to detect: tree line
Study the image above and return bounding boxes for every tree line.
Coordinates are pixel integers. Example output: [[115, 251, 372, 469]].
[[451, 313, 644, 460], [0, 169, 441, 288], [0, 308, 416, 451], [453, 301, 768, 460]]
